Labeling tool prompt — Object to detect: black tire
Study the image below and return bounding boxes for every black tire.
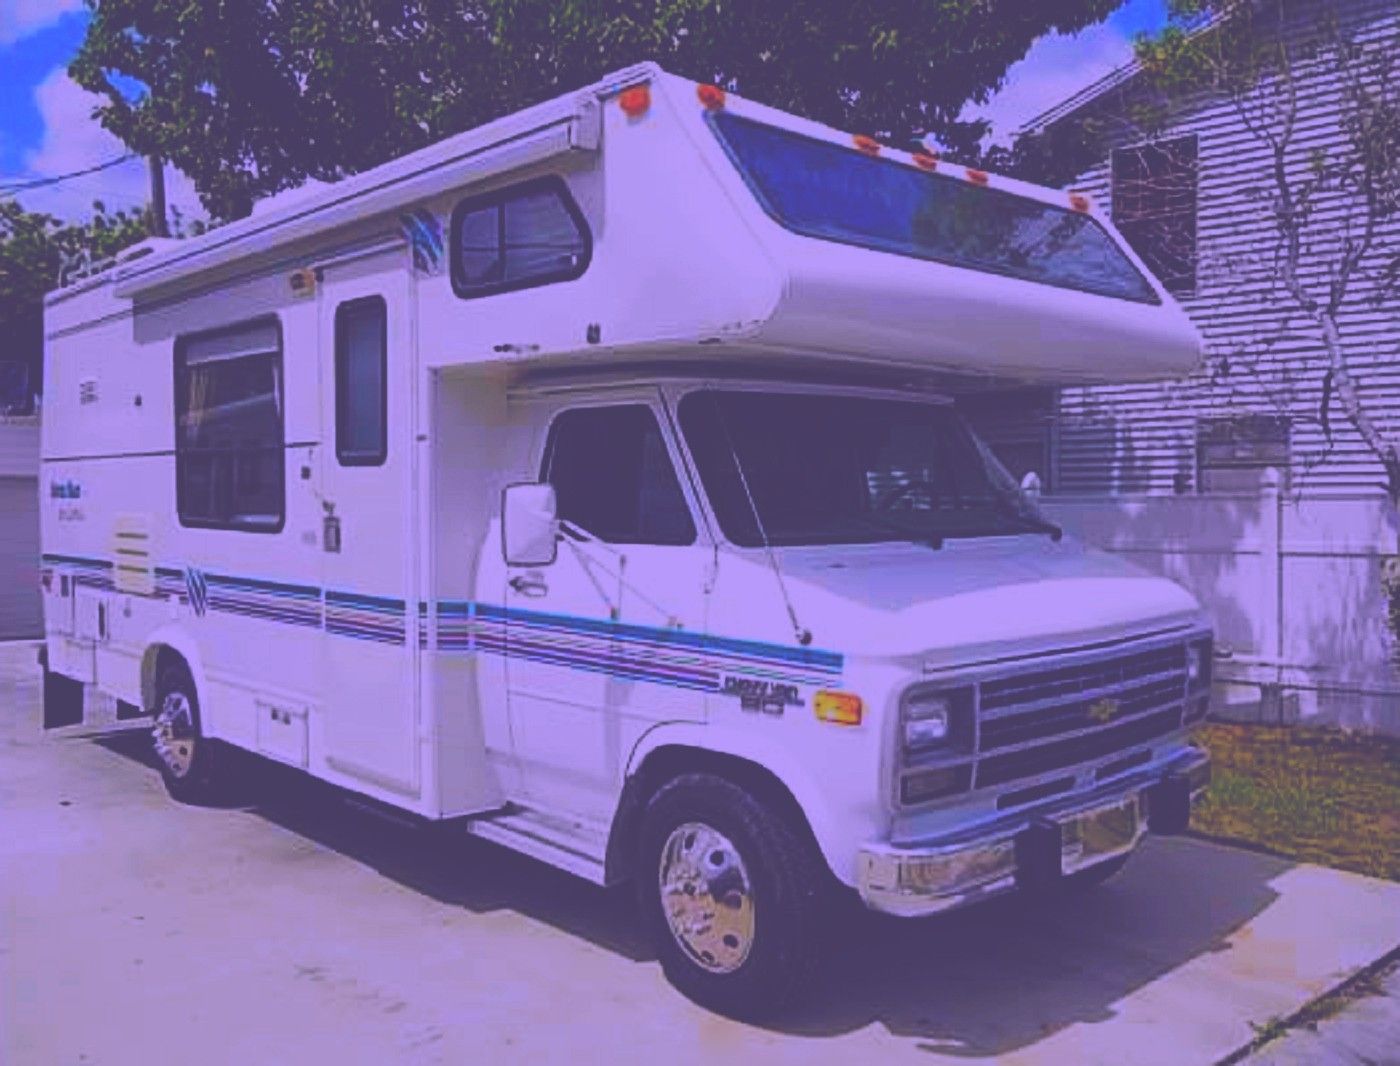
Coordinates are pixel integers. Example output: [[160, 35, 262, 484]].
[[42, 667, 84, 729], [636, 773, 826, 1019], [151, 661, 232, 804]]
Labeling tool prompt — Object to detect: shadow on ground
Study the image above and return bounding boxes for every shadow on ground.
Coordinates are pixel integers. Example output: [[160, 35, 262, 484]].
[[93, 730, 1291, 1057]]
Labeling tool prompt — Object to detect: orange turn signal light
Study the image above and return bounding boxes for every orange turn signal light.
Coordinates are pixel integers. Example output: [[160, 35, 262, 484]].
[[853, 134, 881, 155], [912, 151, 939, 171], [813, 690, 864, 726], [1070, 191, 1092, 212], [697, 83, 726, 110], [965, 167, 989, 185], [619, 84, 651, 118]]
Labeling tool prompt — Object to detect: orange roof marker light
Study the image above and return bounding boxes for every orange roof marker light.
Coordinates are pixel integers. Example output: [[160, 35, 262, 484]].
[[813, 690, 864, 726], [965, 167, 990, 186], [853, 134, 881, 155], [1070, 191, 1093, 212], [912, 150, 939, 171], [618, 84, 651, 119], [697, 83, 726, 110]]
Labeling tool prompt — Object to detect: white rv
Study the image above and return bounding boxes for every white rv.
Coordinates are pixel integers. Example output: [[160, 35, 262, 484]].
[[39, 64, 1213, 1016]]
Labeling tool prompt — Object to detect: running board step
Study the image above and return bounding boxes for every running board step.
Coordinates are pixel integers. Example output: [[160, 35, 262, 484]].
[[465, 808, 610, 885]]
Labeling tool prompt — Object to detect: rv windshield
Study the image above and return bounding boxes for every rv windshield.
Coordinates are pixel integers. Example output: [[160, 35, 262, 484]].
[[678, 390, 1057, 549], [707, 111, 1159, 305]]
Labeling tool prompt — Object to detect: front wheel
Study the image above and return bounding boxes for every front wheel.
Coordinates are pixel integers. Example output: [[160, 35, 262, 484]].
[[636, 773, 826, 1019]]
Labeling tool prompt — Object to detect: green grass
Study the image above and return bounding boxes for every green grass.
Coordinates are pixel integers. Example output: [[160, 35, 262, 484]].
[[1192, 723, 1400, 881]]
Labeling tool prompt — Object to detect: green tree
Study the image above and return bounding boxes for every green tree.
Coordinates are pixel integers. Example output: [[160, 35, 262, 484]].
[[0, 199, 149, 407], [71, 0, 1126, 220]]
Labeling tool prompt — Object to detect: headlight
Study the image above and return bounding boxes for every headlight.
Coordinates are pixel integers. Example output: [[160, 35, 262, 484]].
[[902, 689, 972, 753], [904, 696, 952, 748]]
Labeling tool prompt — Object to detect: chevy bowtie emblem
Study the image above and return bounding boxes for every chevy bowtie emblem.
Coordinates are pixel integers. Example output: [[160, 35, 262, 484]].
[[1088, 697, 1120, 724]]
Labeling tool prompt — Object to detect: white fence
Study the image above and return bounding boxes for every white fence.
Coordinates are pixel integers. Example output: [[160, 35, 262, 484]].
[[1043, 473, 1400, 735]]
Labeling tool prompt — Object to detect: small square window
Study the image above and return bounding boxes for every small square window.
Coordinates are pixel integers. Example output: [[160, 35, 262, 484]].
[[1197, 415, 1289, 492], [451, 177, 590, 299]]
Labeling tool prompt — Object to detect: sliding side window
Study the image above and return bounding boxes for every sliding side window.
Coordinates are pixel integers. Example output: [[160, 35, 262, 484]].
[[174, 317, 286, 532], [451, 176, 591, 299]]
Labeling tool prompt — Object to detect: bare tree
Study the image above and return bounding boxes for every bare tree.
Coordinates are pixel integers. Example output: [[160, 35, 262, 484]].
[[1134, 0, 1400, 497]]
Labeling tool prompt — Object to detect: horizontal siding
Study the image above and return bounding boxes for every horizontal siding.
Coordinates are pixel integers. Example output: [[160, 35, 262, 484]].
[[1049, 1, 1400, 496]]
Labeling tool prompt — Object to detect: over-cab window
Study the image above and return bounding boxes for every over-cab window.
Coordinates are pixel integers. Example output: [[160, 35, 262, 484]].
[[707, 111, 1160, 305], [541, 405, 696, 546], [451, 177, 591, 299], [335, 296, 387, 466], [174, 317, 285, 532]]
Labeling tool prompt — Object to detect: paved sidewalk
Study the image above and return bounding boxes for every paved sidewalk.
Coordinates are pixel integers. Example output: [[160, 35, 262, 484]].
[[1248, 961, 1400, 1065]]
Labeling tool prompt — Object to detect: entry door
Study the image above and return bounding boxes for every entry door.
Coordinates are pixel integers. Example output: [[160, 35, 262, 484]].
[[317, 253, 419, 795], [503, 394, 711, 824]]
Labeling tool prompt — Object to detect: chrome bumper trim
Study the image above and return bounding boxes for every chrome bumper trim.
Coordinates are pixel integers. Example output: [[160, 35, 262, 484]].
[[859, 749, 1210, 918]]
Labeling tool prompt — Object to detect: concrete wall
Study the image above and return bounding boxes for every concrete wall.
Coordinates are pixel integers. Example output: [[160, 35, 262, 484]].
[[1044, 474, 1400, 735], [0, 418, 41, 641]]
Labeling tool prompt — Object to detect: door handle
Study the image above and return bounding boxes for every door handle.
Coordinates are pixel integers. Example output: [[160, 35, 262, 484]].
[[508, 574, 549, 597]]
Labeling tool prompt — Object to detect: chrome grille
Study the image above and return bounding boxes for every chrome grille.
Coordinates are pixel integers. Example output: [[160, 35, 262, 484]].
[[974, 642, 1187, 788]]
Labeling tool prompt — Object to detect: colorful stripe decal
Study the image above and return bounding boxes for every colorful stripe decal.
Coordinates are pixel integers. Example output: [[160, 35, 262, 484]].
[[326, 590, 407, 645], [40, 554, 844, 684]]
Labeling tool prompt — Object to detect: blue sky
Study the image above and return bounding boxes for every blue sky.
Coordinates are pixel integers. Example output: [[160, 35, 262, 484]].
[[0, 0, 1167, 220]]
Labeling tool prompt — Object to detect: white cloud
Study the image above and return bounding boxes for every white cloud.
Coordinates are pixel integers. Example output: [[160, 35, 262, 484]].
[[8, 67, 203, 224], [0, 0, 83, 46], [967, 22, 1139, 147]]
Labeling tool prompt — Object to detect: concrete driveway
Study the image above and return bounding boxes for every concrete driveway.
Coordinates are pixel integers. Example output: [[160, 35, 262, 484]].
[[3, 642, 1398, 1066]]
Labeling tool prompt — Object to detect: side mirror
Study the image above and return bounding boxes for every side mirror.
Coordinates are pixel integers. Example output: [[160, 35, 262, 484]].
[[502, 482, 559, 567], [1020, 470, 1042, 501]]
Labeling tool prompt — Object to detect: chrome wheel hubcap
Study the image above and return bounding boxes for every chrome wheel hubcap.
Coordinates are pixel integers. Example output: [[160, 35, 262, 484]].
[[153, 691, 196, 778], [658, 822, 755, 974]]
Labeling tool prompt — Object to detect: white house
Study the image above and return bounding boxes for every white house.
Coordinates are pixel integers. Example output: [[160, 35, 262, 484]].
[[1009, 0, 1400, 733]]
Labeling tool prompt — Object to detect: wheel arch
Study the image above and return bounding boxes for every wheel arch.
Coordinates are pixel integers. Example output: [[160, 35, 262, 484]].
[[605, 726, 851, 890], [140, 627, 207, 715]]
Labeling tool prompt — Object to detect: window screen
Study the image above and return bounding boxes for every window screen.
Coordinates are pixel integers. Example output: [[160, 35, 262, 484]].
[[707, 111, 1160, 305], [335, 296, 387, 466], [540, 405, 695, 546], [1113, 136, 1198, 295], [451, 177, 590, 298], [175, 317, 285, 531]]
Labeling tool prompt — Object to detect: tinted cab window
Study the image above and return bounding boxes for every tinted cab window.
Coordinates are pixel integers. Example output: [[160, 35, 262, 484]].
[[541, 405, 696, 546]]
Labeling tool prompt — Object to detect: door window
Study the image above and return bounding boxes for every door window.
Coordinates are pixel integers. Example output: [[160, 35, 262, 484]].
[[540, 405, 696, 546], [334, 296, 388, 466]]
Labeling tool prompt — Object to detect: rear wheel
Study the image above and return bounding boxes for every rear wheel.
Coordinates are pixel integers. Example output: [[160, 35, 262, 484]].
[[151, 662, 232, 804], [637, 773, 826, 1019]]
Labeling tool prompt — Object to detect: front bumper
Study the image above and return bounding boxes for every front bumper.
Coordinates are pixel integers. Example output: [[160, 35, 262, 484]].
[[857, 748, 1211, 917]]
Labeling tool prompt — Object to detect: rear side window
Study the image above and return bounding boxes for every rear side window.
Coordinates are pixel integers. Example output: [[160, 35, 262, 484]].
[[541, 405, 696, 546], [451, 177, 591, 299], [707, 110, 1160, 305], [174, 317, 285, 532], [335, 296, 387, 466]]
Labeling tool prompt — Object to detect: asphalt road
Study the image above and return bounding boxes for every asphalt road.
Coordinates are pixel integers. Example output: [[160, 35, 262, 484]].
[[3, 642, 1399, 1065]]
